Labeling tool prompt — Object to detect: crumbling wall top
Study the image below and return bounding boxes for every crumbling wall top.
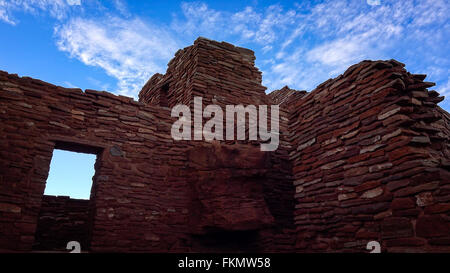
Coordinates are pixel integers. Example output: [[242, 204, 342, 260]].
[[138, 37, 267, 108]]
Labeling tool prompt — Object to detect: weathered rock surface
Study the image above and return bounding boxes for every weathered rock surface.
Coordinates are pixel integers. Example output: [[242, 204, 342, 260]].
[[289, 59, 450, 252], [0, 38, 449, 253]]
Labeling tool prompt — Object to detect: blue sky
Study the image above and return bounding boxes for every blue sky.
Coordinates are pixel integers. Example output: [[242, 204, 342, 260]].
[[44, 149, 96, 199], [0, 0, 449, 198]]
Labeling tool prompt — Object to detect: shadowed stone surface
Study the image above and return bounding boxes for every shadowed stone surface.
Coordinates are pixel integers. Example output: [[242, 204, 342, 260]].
[[0, 37, 449, 252]]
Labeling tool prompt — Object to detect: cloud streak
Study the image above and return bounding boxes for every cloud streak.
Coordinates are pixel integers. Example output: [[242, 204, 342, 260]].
[[260, 0, 449, 93], [55, 16, 179, 97], [1, 0, 449, 107], [0, 0, 81, 24]]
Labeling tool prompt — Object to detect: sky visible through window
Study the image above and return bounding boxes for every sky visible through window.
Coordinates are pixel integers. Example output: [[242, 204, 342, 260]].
[[1, 0, 449, 186], [44, 149, 96, 200]]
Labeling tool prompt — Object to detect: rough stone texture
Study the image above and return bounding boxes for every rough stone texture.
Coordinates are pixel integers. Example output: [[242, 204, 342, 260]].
[[268, 86, 307, 110], [289, 59, 450, 252], [139, 37, 268, 108], [140, 38, 297, 251], [33, 195, 91, 251], [0, 38, 449, 252], [0, 73, 188, 252], [0, 38, 294, 253]]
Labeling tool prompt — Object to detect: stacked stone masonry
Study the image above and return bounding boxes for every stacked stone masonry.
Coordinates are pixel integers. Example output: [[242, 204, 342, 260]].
[[289, 60, 450, 252], [33, 195, 90, 251], [0, 37, 449, 252]]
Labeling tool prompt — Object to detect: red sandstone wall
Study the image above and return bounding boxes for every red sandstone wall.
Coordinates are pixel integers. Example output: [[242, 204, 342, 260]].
[[268, 86, 307, 109], [0, 39, 295, 252], [263, 86, 311, 251], [436, 107, 450, 160], [33, 195, 91, 251], [289, 60, 450, 252], [139, 42, 197, 107], [0, 72, 193, 252], [2, 38, 449, 253], [139, 37, 297, 252], [139, 37, 268, 108]]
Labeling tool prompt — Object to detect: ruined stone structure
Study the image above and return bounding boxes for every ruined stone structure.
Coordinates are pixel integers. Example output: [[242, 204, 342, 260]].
[[0, 37, 449, 252]]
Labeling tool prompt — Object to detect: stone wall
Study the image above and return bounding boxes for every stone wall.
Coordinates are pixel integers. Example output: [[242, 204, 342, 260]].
[[139, 37, 268, 108], [268, 86, 307, 110], [0, 71, 191, 252], [288, 59, 450, 252], [33, 195, 91, 251], [0, 38, 295, 252], [140, 37, 297, 252], [1, 38, 449, 253]]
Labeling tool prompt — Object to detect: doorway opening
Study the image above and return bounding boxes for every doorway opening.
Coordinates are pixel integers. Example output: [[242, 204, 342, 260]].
[[160, 83, 169, 107], [33, 144, 101, 252]]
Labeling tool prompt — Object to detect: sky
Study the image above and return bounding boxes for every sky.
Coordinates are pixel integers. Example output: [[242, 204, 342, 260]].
[[0, 0, 449, 198], [44, 149, 96, 199]]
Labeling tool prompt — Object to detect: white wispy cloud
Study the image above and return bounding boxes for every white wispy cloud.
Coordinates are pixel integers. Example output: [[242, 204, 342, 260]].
[[171, 3, 297, 46], [0, 0, 81, 24], [367, 0, 381, 6], [438, 78, 450, 97], [86, 76, 109, 91], [63, 81, 79, 88], [0, 0, 16, 25], [1, 0, 448, 105], [112, 0, 130, 17], [171, 2, 223, 36], [262, 0, 449, 92], [231, 5, 296, 44], [66, 0, 81, 6], [55, 16, 179, 97]]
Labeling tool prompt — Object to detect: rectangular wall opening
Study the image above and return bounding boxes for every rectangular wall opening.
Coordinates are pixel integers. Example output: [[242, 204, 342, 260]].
[[44, 149, 96, 199], [33, 145, 101, 252], [160, 83, 169, 107]]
